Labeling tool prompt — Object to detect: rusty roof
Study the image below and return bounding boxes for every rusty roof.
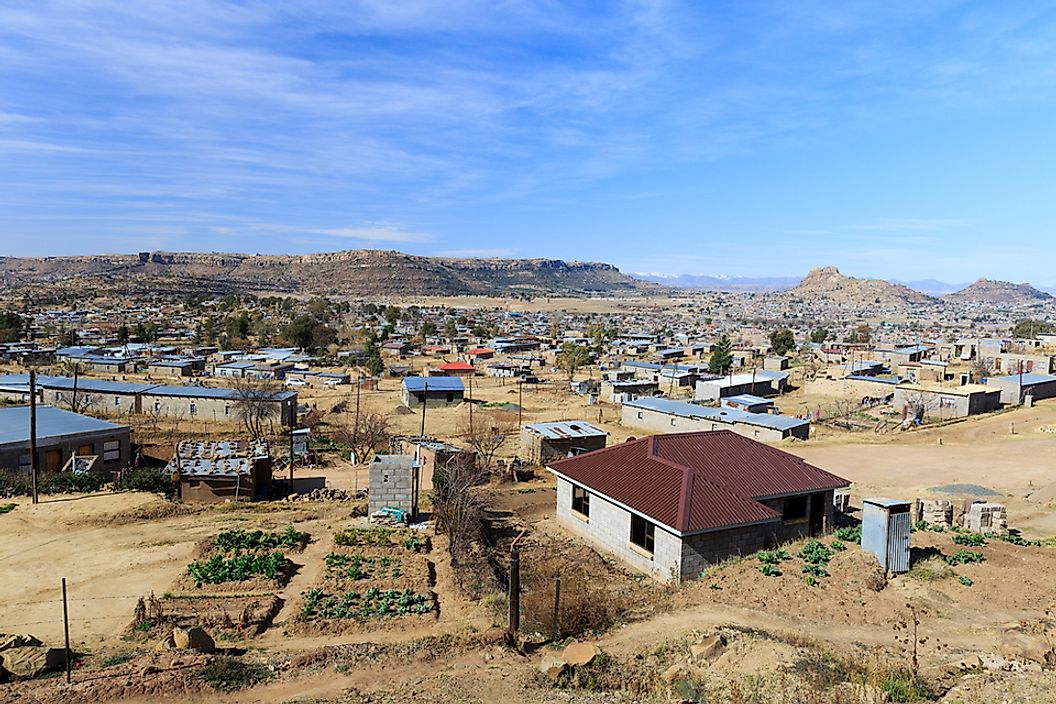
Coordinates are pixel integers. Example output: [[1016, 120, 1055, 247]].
[[548, 430, 848, 534]]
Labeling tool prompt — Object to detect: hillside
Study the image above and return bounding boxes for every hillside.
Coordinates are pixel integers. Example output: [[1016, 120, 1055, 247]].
[[784, 266, 934, 308], [0, 250, 655, 298], [945, 278, 1052, 306]]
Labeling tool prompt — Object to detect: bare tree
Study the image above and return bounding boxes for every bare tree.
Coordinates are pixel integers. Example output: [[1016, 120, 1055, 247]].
[[231, 376, 281, 439], [902, 390, 939, 424], [460, 410, 517, 479], [334, 410, 390, 464], [431, 453, 491, 593]]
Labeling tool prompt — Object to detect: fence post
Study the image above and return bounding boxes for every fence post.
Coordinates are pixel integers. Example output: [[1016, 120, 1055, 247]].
[[551, 575, 561, 641], [61, 577, 71, 684], [508, 529, 526, 640]]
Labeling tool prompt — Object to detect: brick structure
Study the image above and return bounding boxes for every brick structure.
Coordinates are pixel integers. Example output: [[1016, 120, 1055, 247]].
[[368, 455, 418, 516], [549, 431, 847, 583]]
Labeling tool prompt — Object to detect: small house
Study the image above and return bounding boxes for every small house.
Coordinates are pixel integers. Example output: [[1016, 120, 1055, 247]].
[[399, 376, 464, 408], [169, 439, 273, 503], [549, 431, 849, 582], [521, 421, 608, 464]]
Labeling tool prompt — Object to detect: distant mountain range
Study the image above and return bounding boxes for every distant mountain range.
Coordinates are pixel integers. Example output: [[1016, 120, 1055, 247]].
[[632, 273, 800, 292], [635, 271, 1056, 298], [0, 250, 656, 297]]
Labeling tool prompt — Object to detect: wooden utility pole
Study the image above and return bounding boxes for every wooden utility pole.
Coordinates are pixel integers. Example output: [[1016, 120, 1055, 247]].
[[468, 374, 474, 435], [61, 578, 71, 683], [420, 380, 427, 437], [518, 379, 523, 429], [30, 369, 38, 505], [551, 575, 562, 641], [508, 529, 526, 639]]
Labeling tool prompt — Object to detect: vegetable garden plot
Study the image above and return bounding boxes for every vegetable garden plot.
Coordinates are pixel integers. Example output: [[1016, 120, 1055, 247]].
[[126, 593, 283, 642], [174, 527, 310, 593], [289, 527, 438, 634]]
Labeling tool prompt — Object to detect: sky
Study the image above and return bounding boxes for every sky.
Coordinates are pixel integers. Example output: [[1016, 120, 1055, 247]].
[[2, 1, 1056, 283]]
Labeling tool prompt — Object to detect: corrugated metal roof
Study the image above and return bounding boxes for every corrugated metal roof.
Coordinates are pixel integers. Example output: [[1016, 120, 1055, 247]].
[[987, 373, 1056, 386], [626, 397, 807, 432], [523, 421, 607, 440], [0, 405, 127, 446], [550, 431, 847, 534], [402, 376, 464, 392]]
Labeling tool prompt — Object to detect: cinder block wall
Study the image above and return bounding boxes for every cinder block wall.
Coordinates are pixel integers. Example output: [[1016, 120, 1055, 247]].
[[368, 464, 413, 514], [555, 477, 682, 582]]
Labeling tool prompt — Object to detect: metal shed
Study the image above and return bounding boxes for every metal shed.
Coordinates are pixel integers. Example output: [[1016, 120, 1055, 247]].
[[861, 498, 911, 574]]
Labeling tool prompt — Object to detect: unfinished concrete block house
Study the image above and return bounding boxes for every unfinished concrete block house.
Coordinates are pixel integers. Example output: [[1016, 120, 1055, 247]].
[[548, 430, 849, 582]]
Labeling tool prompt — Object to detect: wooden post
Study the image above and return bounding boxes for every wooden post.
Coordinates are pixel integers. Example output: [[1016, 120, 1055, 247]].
[[61, 577, 71, 683], [30, 369, 38, 505], [420, 380, 427, 437], [551, 575, 561, 641], [508, 529, 526, 638]]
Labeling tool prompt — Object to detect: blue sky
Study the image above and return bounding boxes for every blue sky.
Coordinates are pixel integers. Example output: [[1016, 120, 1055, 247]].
[[2, 1, 1056, 282]]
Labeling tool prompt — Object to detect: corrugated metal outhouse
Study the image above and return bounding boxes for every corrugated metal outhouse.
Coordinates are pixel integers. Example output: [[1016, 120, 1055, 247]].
[[861, 498, 911, 574]]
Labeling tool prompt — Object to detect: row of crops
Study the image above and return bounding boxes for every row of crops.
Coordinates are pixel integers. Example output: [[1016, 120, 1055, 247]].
[[186, 527, 309, 587]]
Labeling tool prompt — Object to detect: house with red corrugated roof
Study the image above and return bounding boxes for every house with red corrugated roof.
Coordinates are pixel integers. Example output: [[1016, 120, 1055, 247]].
[[547, 430, 849, 582]]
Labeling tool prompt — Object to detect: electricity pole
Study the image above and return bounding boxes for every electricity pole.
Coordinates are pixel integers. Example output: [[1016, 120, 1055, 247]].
[[30, 369, 38, 504], [419, 380, 427, 437]]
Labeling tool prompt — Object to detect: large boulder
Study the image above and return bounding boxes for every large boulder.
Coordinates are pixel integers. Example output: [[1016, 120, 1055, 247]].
[[172, 627, 215, 653], [562, 642, 599, 667], [999, 631, 1056, 666], [690, 634, 726, 664], [0, 646, 64, 679], [538, 655, 566, 681]]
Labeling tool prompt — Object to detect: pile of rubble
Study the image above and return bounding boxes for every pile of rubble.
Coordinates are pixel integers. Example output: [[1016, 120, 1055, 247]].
[[0, 634, 64, 680], [914, 498, 1008, 535], [283, 488, 366, 503]]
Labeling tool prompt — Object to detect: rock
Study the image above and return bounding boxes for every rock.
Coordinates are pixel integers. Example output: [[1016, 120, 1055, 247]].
[[0, 646, 64, 679], [561, 642, 599, 667], [140, 665, 160, 677], [538, 655, 565, 681], [661, 664, 690, 683], [155, 634, 176, 651], [999, 631, 1055, 666], [0, 634, 42, 652], [690, 634, 726, 664], [172, 627, 215, 653]]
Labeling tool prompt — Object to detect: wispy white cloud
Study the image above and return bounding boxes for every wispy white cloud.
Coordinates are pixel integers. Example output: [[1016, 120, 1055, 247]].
[[312, 225, 433, 243]]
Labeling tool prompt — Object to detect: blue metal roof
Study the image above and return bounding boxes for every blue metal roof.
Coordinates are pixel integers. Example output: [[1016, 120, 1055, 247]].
[[403, 376, 464, 392], [0, 405, 127, 446], [987, 373, 1056, 385], [725, 394, 772, 405], [626, 397, 807, 432], [38, 377, 157, 394], [146, 385, 297, 401]]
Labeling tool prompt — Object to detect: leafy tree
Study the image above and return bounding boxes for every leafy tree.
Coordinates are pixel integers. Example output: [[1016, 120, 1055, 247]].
[[57, 325, 79, 347], [363, 330, 385, 377], [419, 320, 438, 338], [383, 306, 401, 326], [1011, 319, 1054, 339], [116, 324, 130, 344], [284, 316, 316, 350], [0, 312, 24, 343], [225, 313, 251, 340], [854, 324, 872, 344], [556, 342, 591, 383], [768, 328, 795, 356], [810, 327, 829, 344], [444, 319, 458, 339], [708, 335, 734, 375]]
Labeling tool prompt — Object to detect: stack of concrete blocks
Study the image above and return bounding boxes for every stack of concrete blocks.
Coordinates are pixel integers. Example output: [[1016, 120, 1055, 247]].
[[920, 499, 953, 527], [964, 503, 1008, 535], [367, 455, 416, 517]]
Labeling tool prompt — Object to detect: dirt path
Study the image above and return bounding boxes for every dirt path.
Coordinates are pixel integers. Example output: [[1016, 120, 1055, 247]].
[[268, 532, 332, 630]]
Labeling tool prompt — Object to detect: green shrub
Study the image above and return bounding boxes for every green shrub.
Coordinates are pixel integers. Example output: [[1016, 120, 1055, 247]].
[[213, 525, 307, 552], [44, 471, 107, 494], [997, 533, 1043, 547], [197, 657, 272, 692], [757, 564, 781, 577], [957, 575, 973, 586], [880, 672, 930, 702], [187, 551, 288, 586], [833, 526, 862, 543], [0, 503, 16, 514], [945, 550, 985, 566], [830, 539, 846, 551], [0, 470, 32, 497], [300, 587, 433, 620], [114, 468, 177, 497], [798, 540, 834, 565], [952, 532, 986, 547]]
